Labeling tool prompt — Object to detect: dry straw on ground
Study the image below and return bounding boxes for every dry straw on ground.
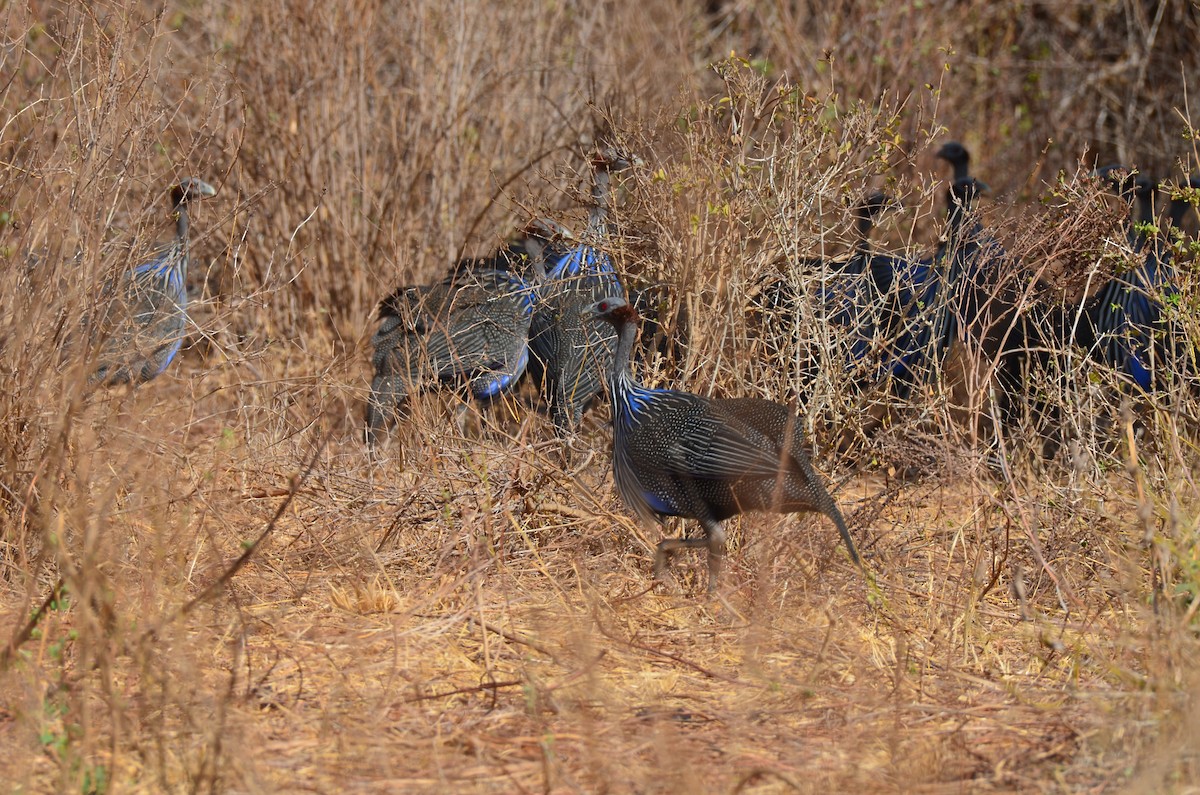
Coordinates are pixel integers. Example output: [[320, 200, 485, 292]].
[[2, 1, 1200, 792]]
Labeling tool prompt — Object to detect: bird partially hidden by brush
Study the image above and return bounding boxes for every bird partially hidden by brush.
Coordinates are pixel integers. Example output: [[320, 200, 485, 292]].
[[936, 140, 972, 182], [529, 147, 636, 434], [586, 295, 861, 593], [365, 220, 565, 446], [747, 191, 900, 402], [1080, 169, 1177, 391], [881, 175, 993, 400], [90, 177, 217, 386]]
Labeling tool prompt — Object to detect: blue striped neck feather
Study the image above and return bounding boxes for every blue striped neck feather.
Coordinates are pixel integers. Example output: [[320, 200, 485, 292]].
[[545, 161, 618, 282], [134, 241, 187, 302], [135, 202, 190, 284], [607, 307, 669, 425], [512, 283, 537, 317]]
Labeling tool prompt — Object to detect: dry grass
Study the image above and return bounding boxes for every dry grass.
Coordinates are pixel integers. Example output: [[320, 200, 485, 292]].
[[3, 1, 1200, 792]]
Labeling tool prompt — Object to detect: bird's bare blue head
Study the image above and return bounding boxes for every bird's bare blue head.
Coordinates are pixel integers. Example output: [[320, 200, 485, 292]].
[[586, 295, 637, 325], [171, 177, 217, 208]]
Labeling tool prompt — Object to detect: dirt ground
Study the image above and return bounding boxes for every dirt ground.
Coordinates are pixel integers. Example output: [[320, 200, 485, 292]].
[[3, 359, 1196, 792]]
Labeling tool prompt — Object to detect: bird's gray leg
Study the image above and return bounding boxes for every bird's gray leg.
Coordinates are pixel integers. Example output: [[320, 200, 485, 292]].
[[655, 536, 709, 580], [652, 538, 681, 580], [654, 519, 726, 592], [702, 519, 726, 594], [453, 400, 471, 437], [365, 377, 395, 447], [366, 375, 411, 448]]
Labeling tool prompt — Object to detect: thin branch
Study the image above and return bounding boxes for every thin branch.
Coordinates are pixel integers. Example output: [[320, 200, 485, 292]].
[[404, 678, 522, 704], [0, 577, 65, 673]]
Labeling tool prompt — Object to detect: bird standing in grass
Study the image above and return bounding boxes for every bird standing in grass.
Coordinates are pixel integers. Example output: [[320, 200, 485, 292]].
[[1084, 171, 1173, 391], [365, 222, 561, 445], [824, 191, 902, 369], [884, 175, 993, 398], [91, 177, 216, 386], [749, 191, 899, 402], [586, 295, 860, 593], [530, 148, 634, 434]]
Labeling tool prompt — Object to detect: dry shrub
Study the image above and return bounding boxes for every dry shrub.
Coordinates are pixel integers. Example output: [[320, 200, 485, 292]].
[[717, 0, 1200, 189], [2, 0, 1200, 792], [611, 62, 931, 455]]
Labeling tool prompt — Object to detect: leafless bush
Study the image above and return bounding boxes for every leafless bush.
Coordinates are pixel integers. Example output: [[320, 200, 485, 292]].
[[2, 0, 1200, 791]]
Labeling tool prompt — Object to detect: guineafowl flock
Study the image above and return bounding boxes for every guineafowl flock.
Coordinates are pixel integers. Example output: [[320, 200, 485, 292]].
[[85, 140, 1200, 591]]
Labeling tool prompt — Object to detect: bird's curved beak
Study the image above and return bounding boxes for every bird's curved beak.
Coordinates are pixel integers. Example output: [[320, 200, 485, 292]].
[[181, 178, 218, 200]]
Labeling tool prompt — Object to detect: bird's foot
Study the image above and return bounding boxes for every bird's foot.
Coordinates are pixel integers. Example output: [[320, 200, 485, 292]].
[[652, 545, 678, 591], [708, 590, 744, 625]]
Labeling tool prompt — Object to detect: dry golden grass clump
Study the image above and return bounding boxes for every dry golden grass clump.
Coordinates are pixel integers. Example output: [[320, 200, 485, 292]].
[[2, 1, 1200, 792]]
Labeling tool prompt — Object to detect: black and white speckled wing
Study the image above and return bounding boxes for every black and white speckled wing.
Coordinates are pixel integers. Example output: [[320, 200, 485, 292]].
[[531, 244, 625, 431], [641, 396, 793, 480], [93, 238, 190, 385]]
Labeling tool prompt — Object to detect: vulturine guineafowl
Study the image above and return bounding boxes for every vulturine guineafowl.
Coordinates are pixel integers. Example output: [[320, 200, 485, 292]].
[[823, 191, 902, 369], [993, 169, 1192, 456], [365, 221, 565, 445], [934, 142, 1005, 349], [1082, 171, 1173, 391], [586, 295, 860, 593], [883, 176, 993, 399], [936, 141, 972, 181], [749, 191, 900, 400], [753, 192, 896, 305], [1001, 165, 1145, 451], [91, 177, 216, 386], [530, 148, 635, 434], [868, 142, 974, 392]]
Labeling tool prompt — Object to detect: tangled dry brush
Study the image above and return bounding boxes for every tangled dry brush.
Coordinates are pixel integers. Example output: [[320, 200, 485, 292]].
[[2, 1, 1200, 792]]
